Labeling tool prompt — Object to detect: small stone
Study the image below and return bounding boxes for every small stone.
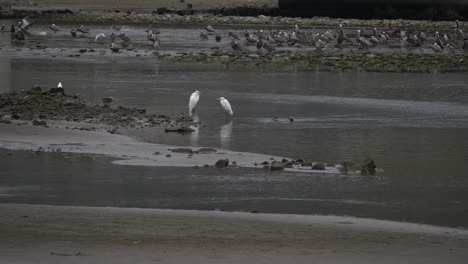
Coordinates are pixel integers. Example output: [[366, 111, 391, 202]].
[[102, 97, 114, 104], [361, 159, 376, 175], [48, 87, 65, 95], [295, 159, 304, 165], [312, 162, 326, 170], [32, 119, 47, 127], [171, 148, 193, 154], [215, 159, 229, 168], [270, 161, 284, 171]]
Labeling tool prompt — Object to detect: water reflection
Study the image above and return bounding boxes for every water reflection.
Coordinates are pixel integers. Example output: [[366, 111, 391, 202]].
[[189, 114, 200, 146], [0, 56, 11, 93], [220, 120, 233, 148]]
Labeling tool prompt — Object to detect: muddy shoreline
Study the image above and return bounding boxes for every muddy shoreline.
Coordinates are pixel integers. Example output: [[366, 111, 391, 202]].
[[3, 4, 468, 29], [1, 203, 467, 264]]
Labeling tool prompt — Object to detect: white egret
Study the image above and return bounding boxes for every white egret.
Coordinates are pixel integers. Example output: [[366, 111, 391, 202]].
[[188, 90, 200, 117], [57, 82, 62, 88], [218, 97, 233, 119]]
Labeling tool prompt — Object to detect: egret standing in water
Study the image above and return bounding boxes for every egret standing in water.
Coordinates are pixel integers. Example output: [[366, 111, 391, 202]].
[[189, 90, 200, 117], [218, 97, 233, 119]]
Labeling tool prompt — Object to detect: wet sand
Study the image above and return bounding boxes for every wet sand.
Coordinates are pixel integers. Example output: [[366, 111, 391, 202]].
[[0, 203, 467, 264], [0, 122, 340, 172]]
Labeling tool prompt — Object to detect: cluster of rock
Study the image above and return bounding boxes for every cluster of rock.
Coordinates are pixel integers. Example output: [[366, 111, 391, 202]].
[[257, 158, 328, 171], [254, 158, 377, 175], [0, 86, 193, 131]]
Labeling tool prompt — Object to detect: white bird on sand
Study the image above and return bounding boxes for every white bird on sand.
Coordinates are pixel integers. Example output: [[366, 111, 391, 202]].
[[188, 90, 200, 117], [57, 82, 62, 88], [95, 33, 106, 42], [218, 97, 233, 119]]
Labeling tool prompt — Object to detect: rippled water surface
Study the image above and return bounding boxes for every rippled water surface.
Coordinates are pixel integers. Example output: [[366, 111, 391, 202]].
[[1, 21, 468, 227]]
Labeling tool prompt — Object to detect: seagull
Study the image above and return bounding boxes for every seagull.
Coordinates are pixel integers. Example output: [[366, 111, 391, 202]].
[[245, 32, 258, 44], [218, 97, 233, 119], [147, 31, 157, 42], [337, 24, 344, 45], [49, 24, 62, 33], [230, 40, 243, 51], [256, 38, 264, 49], [315, 39, 327, 51], [76, 25, 90, 34], [95, 33, 107, 42], [206, 25, 215, 33], [153, 37, 160, 50], [102, 96, 116, 105], [13, 29, 25, 41], [356, 29, 373, 48], [263, 41, 276, 52], [431, 42, 443, 52], [118, 33, 130, 43], [188, 91, 200, 117], [18, 16, 34, 33], [228, 31, 240, 40], [200, 31, 209, 40], [110, 43, 120, 52]]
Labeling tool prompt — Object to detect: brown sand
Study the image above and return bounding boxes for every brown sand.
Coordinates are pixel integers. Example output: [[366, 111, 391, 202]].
[[1, 203, 467, 263]]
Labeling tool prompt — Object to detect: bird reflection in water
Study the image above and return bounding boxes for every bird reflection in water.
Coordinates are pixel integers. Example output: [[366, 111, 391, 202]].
[[189, 113, 200, 146], [220, 120, 233, 149]]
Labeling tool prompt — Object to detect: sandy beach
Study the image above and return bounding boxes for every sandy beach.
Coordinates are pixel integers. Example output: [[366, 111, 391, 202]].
[[0, 203, 467, 263]]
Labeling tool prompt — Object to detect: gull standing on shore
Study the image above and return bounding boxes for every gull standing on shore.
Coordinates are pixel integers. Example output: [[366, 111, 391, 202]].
[[49, 24, 62, 33]]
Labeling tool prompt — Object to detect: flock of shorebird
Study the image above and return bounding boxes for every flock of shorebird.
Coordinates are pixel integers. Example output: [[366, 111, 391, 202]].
[[2, 16, 468, 53]]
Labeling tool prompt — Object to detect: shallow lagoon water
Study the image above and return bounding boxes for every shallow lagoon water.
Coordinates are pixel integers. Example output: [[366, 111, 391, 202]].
[[1, 22, 468, 227]]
